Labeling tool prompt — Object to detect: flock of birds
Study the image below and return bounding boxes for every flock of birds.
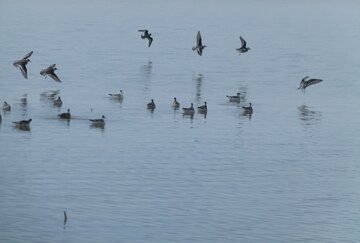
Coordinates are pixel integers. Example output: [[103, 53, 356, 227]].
[[0, 29, 323, 131]]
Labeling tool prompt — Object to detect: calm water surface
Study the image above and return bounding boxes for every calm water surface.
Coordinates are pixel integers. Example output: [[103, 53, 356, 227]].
[[1, 0, 360, 242]]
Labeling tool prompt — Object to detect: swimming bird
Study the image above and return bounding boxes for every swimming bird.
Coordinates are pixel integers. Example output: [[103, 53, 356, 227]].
[[90, 115, 106, 126], [138, 29, 153, 47], [13, 118, 32, 126], [147, 99, 156, 110], [236, 36, 250, 54], [198, 101, 207, 113], [227, 92, 241, 102], [108, 90, 123, 99], [64, 211, 67, 225], [298, 76, 323, 92], [13, 51, 33, 79], [2, 101, 11, 111], [58, 109, 71, 119], [183, 103, 195, 115], [172, 97, 180, 109], [242, 103, 253, 113], [40, 64, 61, 82], [192, 31, 206, 56], [53, 96, 62, 107]]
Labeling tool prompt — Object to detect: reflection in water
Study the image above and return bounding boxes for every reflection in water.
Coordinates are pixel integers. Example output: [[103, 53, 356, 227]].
[[298, 105, 321, 125], [242, 111, 252, 120], [183, 113, 194, 120], [13, 124, 31, 131], [193, 74, 203, 103], [140, 61, 153, 91], [90, 123, 105, 130]]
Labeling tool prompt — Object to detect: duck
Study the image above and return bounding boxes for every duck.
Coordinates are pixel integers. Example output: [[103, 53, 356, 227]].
[[108, 90, 123, 99], [192, 31, 206, 56], [13, 118, 32, 126], [172, 97, 180, 109], [13, 51, 33, 79], [298, 76, 323, 92], [53, 96, 62, 106], [90, 115, 106, 126], [2, 101, 11, 111], [198, 101, 207, 113], [40, 64, 61, 82], [138, 29, 153, 47], [242, 103, 253, 113], [58, 109, 71, 119], [236, 36, 250, 54], [226, 92, 241, 102], [183, 103, 195, 115], [147, 99, 156, 110]]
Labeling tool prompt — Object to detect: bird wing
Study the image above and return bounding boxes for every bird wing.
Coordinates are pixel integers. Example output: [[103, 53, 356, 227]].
[[148, 36, 153, 47], [22, 51, 33, 60], [48, 64, 56, 69], [307, 79, 323, 87], [19, 63, 28, 79], [197, 48, 202, 56], [240, 36, 246, 48], [302, 76, 309, 82], [197, 31, 202, 46], [48, 70, 61, 82], [138, 29, 148, 33]]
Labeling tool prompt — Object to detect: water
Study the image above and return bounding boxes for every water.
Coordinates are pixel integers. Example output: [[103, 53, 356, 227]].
[[1, 0, 360, 242]]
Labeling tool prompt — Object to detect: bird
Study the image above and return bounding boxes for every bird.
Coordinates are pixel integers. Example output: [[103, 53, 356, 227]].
[[236, 36, 250, 54], [147, 99, 156, 110], [198, 101, 207, 113], [40, 64, 61, 82], [172, 97, 180, 109], [53, 96, 62, 107], [192, 31, 206, 56], [183, 103, 195, 115], [227, 92, 241, 102], [242, 103, 253, 113], [2, 101, 11, 111], [298, 76, 323, 92], [13, 118, 32, 126], [13, 51, 33, 79], [90, 115, 106, 126], [108, 90, 123, 99], [138, 29, 153, 47], [58, 109, 71, 119], [64, 211, 67, 225]]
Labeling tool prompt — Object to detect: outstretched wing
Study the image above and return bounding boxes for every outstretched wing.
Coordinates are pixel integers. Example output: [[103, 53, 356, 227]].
[[197, 31, 202, 46], [22, 51, 33, 60], [302, 76, 309, 82], [48, 64, 56, 69], [240, 36, 246, 48], [197, 48, 202, 56], [19, 63, 28, 79], [148, 36, 153, 47], [48, 70, 61, 82], [307, 79, 323, 87], [138, 29, 148, 34]]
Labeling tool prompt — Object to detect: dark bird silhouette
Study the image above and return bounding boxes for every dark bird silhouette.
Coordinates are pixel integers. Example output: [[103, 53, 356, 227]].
[[198, 101, 207, 113], [147, 99, 156, 110], [298, 76, 323, 92], [40, 64, 61, 82], [242, 103, 253, 113], [58, 109, 71, 119], [13, 118, 32, 126], [183, 103, 195, 115], [64, 211, 67, 225], [13, 51, 33, 79], [236, 36, 250, 54], [138, 29, 153, 47], [192, 31, 206, 56]]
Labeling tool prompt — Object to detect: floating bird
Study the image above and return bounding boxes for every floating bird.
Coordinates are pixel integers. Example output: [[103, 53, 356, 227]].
[[58, 109, 71, 119], [198, 101, 207, 113], [53, 96, 62, 107], [90, 115, 106, 126], [183, 103, 195, 115], [226, 92, 241, 102], [64, 211, 67, 225], [138, 29, 153, 47], [242, 103, 253, 113], [40, 64, 61, 82], [13, 118, 32, 126], [13, 51, 33, 79], [147, 99, 156, 110], [298, 76, 323, 92], [192, 31, 206, 56], [2, 101, 11, 111], [108, 90, 123, 99], [236, 36, 250, 54], [172, 97, 180, 109]]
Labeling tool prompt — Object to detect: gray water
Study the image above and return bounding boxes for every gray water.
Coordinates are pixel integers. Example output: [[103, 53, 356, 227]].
[[1, 0, 360, 242]]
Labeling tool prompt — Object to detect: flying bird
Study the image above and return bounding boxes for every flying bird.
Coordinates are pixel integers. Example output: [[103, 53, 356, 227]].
[[13, 51, 33, 79], [40, 64, 61, 82], [298, 76, 323, 92], [138, 29, 153, 47], [236, 36, 250, 54], [192, 31, 206, 56]]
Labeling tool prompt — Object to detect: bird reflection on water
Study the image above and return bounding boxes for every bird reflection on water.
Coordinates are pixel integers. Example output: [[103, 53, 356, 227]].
[[298, 105, 321, 126]]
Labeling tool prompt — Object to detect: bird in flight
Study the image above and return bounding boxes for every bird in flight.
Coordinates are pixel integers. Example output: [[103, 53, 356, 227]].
[[40, 64, 61, 82], [138, 29, 153, 47], [192, 31, 206, 56], [13, 51, 33, 79], [297, 76, 323, 92], [236, 36, 250, 54]]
